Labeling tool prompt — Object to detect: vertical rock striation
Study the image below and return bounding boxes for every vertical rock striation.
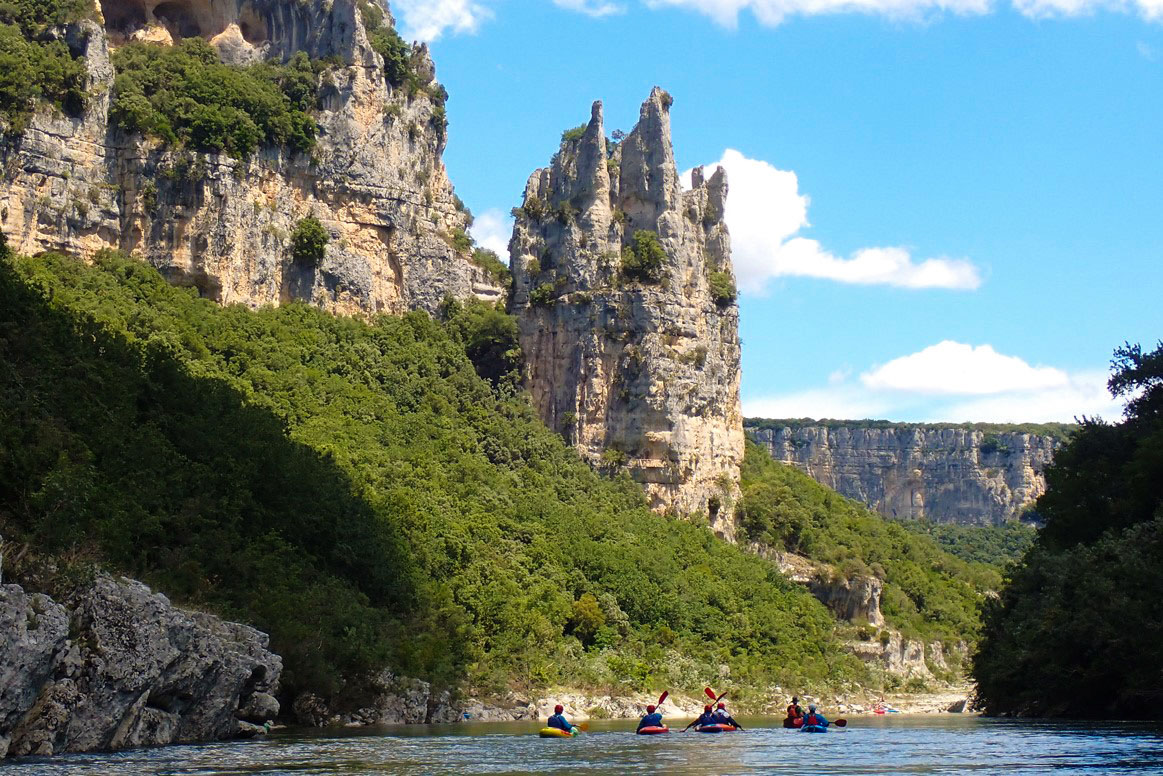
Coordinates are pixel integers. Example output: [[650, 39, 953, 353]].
[[748, 423, 1063, 525], [510, 89, 743, 531], [0, 0, 501, 316]]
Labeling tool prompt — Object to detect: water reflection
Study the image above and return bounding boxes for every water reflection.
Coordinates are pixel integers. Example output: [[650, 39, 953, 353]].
[[4, 717, 1163, 775]]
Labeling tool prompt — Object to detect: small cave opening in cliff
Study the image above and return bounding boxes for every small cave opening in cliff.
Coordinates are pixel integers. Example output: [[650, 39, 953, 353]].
[[152, 1, 202, 38], [101, 0, 149, 43], [99, 0, 270, 50]]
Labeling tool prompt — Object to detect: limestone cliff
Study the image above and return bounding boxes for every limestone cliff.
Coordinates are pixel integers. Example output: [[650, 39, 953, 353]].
[[0, 0, 501, 315], [0, 576, 281, 757], [748, 421, 1064, 525], [509, 89, 744, 530]]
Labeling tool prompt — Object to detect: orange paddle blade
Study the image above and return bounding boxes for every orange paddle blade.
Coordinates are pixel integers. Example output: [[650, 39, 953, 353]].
[[658, 691, 669, 707]]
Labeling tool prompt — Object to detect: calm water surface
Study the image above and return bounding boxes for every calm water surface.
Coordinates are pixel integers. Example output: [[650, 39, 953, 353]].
[[5, 716, 1163, 775]]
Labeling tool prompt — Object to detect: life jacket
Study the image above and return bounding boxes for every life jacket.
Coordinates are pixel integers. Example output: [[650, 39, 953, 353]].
[[786, 704, 801, 719], [804, 713, 820, 726]]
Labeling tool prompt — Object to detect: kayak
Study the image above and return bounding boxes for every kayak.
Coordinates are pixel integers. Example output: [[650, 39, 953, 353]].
[[695, 724, 737, 733], [783, 717, 803, 729], [637, 726, 670, 735], [539, 727, 579, 738], [800, 724, 827, 733]]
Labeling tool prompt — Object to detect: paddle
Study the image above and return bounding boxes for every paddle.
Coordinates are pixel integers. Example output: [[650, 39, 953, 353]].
[[657, 690, 669, 708], [834, 719, 847, 728]]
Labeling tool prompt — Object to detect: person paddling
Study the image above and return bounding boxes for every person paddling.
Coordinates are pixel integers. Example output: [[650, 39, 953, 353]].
[[636, 704, 664, 732], [547, 704, 573, 732], [683, 704, 717, 731], [802, 704, 829, 729], [784, 696, 805, 728], [712, 702, 743, 730]]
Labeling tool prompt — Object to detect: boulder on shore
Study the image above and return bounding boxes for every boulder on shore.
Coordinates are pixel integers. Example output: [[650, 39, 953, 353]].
[[0, 575, 281, 758]]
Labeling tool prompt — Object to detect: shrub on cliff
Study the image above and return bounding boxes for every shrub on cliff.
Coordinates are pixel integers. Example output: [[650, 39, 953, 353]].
[[621, 230, 666, 284], [470, 248, 512, 286], [0, 0, 88, 131], [290, 217, 328, 265], [973, 342, 1163, 718], [110, 39, 317, 158], [708, 270, 736, 306], [1, 249, 867, 706]]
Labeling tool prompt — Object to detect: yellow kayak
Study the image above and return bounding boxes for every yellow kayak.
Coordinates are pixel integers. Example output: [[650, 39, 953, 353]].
[[539, 726, 579, 738]]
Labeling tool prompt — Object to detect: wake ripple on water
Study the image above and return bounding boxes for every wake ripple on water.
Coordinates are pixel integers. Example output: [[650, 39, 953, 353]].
[[3, 716, 1163, 775]]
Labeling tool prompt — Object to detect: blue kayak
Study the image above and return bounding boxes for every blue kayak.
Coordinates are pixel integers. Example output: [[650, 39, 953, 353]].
[[800, 724, 827, 733]]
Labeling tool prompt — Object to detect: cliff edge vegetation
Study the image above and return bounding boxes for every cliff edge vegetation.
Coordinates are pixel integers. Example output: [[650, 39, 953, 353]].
[[973, 342, 1163, 718], [1, 244, 869, 711]]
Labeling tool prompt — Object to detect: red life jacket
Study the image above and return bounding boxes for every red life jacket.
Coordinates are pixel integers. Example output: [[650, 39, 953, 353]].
[[804, 713, 820, 726], [787, 704, 801, 718]]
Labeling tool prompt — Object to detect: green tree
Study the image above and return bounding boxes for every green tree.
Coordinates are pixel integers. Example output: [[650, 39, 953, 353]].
[[290, 217, 328, 265], [621, 230, 666, 284]]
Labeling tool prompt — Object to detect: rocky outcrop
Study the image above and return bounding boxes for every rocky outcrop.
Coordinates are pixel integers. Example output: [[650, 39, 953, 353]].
[[749, 422, 1064, 525], [509, 89, 743, 529], [0, 0, 501, 316], [761, 548, 885, 626], [0, 576, 280, 757]]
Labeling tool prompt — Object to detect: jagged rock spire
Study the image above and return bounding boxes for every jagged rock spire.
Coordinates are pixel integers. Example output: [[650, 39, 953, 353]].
[[510, 88, 744, 534]]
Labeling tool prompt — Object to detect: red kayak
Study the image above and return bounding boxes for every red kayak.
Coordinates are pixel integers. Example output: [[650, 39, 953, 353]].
[[695, 724, 737, 733], [637, 726, 670, 735], [783, 717, 803, 729]]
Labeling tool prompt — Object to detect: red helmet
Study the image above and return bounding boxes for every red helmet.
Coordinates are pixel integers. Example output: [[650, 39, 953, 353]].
[[554, 704, 564, 714], [646, 705, 656, 713], [704, 704, 712, 712], [717, 703, 726, 710]]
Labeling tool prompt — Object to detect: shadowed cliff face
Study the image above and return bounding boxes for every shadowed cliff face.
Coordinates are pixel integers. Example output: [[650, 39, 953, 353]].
[[509, 89, 743, 532], [749, 424, 1061, 525], [0, 0, 501, 316]]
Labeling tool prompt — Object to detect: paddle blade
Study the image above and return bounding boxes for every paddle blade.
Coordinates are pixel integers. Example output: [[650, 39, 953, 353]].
[[834, 719, 847, 728], [658, 691, 669, 707], [704, 687, 717, 701], [578, 721, 590, 732]]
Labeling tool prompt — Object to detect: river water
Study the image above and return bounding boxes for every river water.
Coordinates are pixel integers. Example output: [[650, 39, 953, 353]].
[[5, 716, 1163, 775]]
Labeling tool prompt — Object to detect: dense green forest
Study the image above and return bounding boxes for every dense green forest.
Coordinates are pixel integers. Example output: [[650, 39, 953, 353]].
[[973, 342, 1163, 718], [0, 245, 878, 708], [904, 521, 1037, 568], [738, 441, 999, 645], [746, 417, 1078, 443], [0, 0, 88, 130]]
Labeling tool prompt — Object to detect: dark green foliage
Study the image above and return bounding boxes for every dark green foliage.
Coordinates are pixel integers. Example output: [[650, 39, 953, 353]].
[[0, 0, 88, 130], [746, 417, 1078, 443], [110, 39, 317, 158], [978, 434, 1010, 456], [621, 230, 666, 284], [470, 248, 511, 286], [449, 228, 473, 254], [529, 283, 555, 307], [906, 521, 1037, 568], [0, 249, 870, 704], [973, 342, 1163, 718], [708, 270, 736, 306], [440, 297, 522, 389], [358, 0, 422, 93], [290, 217, 328, 265], [739, 440, 996, 643], [561, 123, 587, 143]]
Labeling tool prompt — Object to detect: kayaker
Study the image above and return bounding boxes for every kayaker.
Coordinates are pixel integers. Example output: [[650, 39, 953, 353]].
[[547, 704, 573, 732], [802, 704, 829, 728], [712, 702, 744, 730], [786, 696, 804, 721], [636, 704, 664, 732], [683, 704, 717, 731]]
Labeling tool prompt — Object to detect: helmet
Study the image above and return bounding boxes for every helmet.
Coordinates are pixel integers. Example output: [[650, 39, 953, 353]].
[[792, 696, 799, 703], [646, 705, 656, 713], [704, 704, 712, 712], [717, 703, 725, 710], [554, 704, 564, 714], [809, 704, 816, 711]]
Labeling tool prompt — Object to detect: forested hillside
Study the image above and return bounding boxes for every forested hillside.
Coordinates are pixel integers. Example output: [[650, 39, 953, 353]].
[[973, 343, 1163, 718]]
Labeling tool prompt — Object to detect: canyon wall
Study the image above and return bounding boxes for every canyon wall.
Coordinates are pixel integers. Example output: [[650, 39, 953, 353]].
[[509, 89, 744, 531], [748, 422, 1064, 525], [0, 0, 501, 316]]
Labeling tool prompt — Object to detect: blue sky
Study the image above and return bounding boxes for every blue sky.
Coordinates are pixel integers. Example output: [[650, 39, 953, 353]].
[[397, 0, 1162, 423]]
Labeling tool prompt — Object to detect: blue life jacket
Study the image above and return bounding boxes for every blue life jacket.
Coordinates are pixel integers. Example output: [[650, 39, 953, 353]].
[[547, 713, 571, 731], [637, 712, 663, 730]]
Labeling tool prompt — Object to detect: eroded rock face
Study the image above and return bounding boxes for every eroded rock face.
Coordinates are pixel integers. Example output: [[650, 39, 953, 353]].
[[749, 424, 1062, 525], [0, 577, 280, 757], [0, 1, 501, 316], [756, 546, 885, 626], [509, 89, 743, 530]]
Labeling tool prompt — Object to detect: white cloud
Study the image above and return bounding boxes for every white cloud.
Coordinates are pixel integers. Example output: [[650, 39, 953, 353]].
[[646, 0, 991, 27], [861, 341, 1068, 395], [468, 208, 513, 260], [685, 150, 982, 293], [745, 342, 1124, 423], [392, 0, 492, 42], [554, 0, 627, 16]]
